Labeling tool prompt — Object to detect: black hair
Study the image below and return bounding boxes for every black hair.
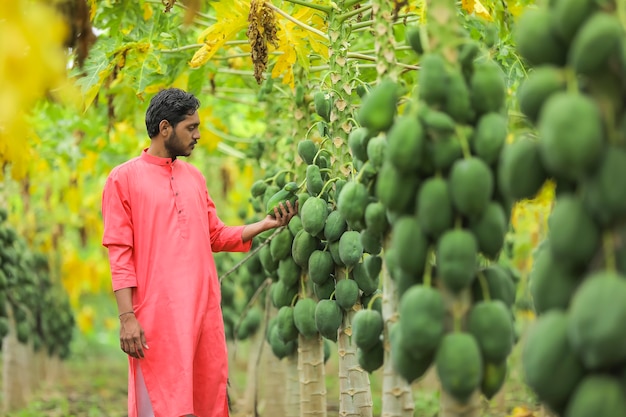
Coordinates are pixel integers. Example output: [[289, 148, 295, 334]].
[[145, 88, 201, 138]]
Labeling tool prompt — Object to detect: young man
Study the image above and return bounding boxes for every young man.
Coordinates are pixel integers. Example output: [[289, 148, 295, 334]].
[[101, 88, 297, 417]]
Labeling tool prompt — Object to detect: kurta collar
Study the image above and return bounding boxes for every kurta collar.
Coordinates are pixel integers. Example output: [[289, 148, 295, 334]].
[[140, 148, 177, 166]]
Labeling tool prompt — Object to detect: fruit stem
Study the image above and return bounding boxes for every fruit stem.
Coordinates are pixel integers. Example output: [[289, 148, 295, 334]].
[[318, 177, 341, 197], [564, 67, 579, 94], [367, 292, 383, 310], [603, 230, 617, 272], [477, 270, 491, 301], [455, 125, 472, 159], [423, 249, 433, 288]]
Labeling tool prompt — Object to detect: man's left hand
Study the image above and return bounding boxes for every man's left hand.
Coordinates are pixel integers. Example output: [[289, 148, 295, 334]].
[[267, 200, 298, 228]]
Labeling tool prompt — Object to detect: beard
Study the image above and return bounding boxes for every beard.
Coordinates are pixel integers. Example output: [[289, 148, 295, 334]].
[[164, 130, 193, 158]]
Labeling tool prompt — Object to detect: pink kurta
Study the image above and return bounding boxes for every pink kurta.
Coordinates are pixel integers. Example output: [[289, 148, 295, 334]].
[[101, 150, 251, 417]]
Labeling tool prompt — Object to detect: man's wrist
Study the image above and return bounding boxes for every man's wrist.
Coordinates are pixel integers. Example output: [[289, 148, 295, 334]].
[[119, 311, 135, 319]]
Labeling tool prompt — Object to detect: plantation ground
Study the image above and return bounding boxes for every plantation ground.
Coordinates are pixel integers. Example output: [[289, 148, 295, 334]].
[[1, 314, 543, 417]]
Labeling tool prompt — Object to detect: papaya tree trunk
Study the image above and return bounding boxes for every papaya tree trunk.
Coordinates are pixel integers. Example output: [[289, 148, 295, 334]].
[[285, 354, 301, 417], [258, 339, 288, 417], [381, 261, 415, 417], [440, 390, 482, 417], [240, 330, 264, 416], [298, 333, 327, 417], [337, 309, 374, 417]]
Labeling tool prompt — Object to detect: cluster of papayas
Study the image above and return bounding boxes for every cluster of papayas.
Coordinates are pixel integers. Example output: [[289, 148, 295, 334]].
[[0, 209, 75, 358], [511, 1, 626, 415], [350, 24, 522, 398]]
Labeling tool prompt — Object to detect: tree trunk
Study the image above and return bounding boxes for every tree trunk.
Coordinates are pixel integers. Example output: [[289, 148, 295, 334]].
[[284, 354, 301, 417], [381, 263, 414, 417], [257, 340, 288, 417], [298, 333, 327, 417], [2, 305, 27, 413], [337, 309, 374, 417]]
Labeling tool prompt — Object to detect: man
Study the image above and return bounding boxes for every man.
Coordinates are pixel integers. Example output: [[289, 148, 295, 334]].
[[101, 88, 297, 417]]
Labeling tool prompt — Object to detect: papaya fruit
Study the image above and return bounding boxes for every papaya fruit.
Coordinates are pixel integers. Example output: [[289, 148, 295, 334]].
[[324, 210, 347, 242], [428, 135, 464, 173], [328, 240, 344, 267], [517, 66, 566, 124], [569, 12, 624, 76], [259, 244, 279, 274], [472, 113, 507, 165], [389, 216, 429, 276], [277, 306, 299, 343], [300, 197, 328, 237], [469, 202, 507, 260], [548, 195, 600, 269], [468, 300, 515, 363], [375, 161, 420, 214], [405, 26, 424, 55], [364, 201, 388, 237], [386, 115, 426, 173], [552, 0, 597, 44], [581, 147, 626, 227], [291, 229, 319, 268], [337, 181, 369, 225], [357, 77, 399, 133], [338, 230, 364, 267], [308, 250, 334, 286], [529, 244, 579, 314], [271, 281, 298, 309], [437, 229, 478, 293], [288, 215, 303, 236], [357, 341, 384, 373], [266, 183, 298, 216], [419, 53, 449, 107], [366, 134, 387, 169], [277, 256, 301, 288], [444, 66, 474, 124], [498, 136, 548, 201], [314, 279, 335, 300], [334, 278, 359, 311], [390, 323, 434, 383], [297, 139, 318, 165], [268, 322, 297, 359], [538, 92, 604, 181], [360, 228, 382, 255], [352, 309, 384, 351], [470, 60, 506, 116], [399, 285, 445, 354], [314, 91, 331, 122], [293, 298, 318, 338], [314, 299, 343, 342], [565, 375, 626, 417], [251, 180, 267, 198], [352, 259, 378, 296], [270, 227, 294, 261], [522, 311, 585, 413], [348, 127, 371, 162], [435, 332, 483, 402], [449, 157, 494, 220], [481, 361, 507, 400], [363, 255, 382, 283], [419, 107, 456, 137], [305, 164, 324, 196], [568, 271, 626, 369], [416, 177, 454, 240], [513, 7, 567, 67]]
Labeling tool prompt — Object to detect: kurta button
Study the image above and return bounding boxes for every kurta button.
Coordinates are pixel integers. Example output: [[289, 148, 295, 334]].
[[178, 210, 182, 213], [171, 176, 174, 180], [176, 192, 179, 196]]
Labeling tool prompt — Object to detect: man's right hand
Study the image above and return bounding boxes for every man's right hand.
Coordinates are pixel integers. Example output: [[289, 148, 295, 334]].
[[119, 313, 149, 359]]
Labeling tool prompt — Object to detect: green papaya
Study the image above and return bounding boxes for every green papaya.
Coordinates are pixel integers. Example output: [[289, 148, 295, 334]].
[[348, 127, 371, 162], [297, 139, 318, 165], [386, 115, 426, 173], [324, 210, 347, 242], [405, 26, 424, 55], [435, 333, 483, 402], [314, 299, 343, 341], [569, 12, 624, 76], [357, 77, 399, 133], [468, 300, 514, 363], [481, 361, 507, 400], [314, 91, 331, 122], [352, 259, 378, 296], [314, 279, 336, 300], [293, 298, 318, 338], [469, 202, 507, 260], [470, 60, 506, 116], [375, 161, 419, 214], [337, 181, 369, 225], [271, 281, 298, 309], [449, 157, 494, 219], [366, 134, 387, 169], [268, 322, 297, 359], [390, 323, 434, 383], [472, 113, 507, 165], [517, 66, 567, 124], [552, 0, 597, 44], [300, 197, 328, 237], [581, 147, 626, 227], [428, 135, 464, 173], [352, 309, 384, 351], [338, 231, 364, 267], [291, 229, 319, 268], [565, 376, 626, 417], [538, 92, 604, 181], [277, 306, 299, 342], [251, 180, 267, 198], [522, 311, 585, 412], [568, 271, 626, 369], [277, 256, 301, 288], [357, 341, 384, 373], [364, 202, 388, 237], [266, 184, 298, 216], [308, 250, 334, 285], [513, 8, 567, 67], [498, 136, 548, 201], [437, 229, 478, 293], [389, 216, 429, 276], [270, 227, 294, 261], [419, 54, 449, 107], [305, 164, 324, 196], [335, 278, 359, 311], [444, 66, 474, 123], [548, 195, 600, 269], [416, 177, 454, 240], [399, 285, 446, 354]]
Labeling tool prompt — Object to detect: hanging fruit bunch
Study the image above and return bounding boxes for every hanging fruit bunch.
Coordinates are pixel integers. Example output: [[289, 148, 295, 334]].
[[511, 0, 626, 415]]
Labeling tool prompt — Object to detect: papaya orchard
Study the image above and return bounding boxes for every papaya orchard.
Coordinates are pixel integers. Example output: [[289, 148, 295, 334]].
[[2, 0, 622, 416]]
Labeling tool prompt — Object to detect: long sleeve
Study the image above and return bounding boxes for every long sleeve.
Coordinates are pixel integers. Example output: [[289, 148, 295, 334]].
[[102, 171, 138, 290], [205, 188, 252, 253]]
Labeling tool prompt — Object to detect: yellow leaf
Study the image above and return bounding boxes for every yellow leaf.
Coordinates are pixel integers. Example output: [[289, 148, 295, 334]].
[[461, 0, 474, 14], [143, 2, 154, 20], [474, 0, 493, 21]]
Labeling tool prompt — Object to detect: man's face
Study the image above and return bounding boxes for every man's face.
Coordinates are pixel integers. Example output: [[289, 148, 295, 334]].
[[164, 112, 200, 158]]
